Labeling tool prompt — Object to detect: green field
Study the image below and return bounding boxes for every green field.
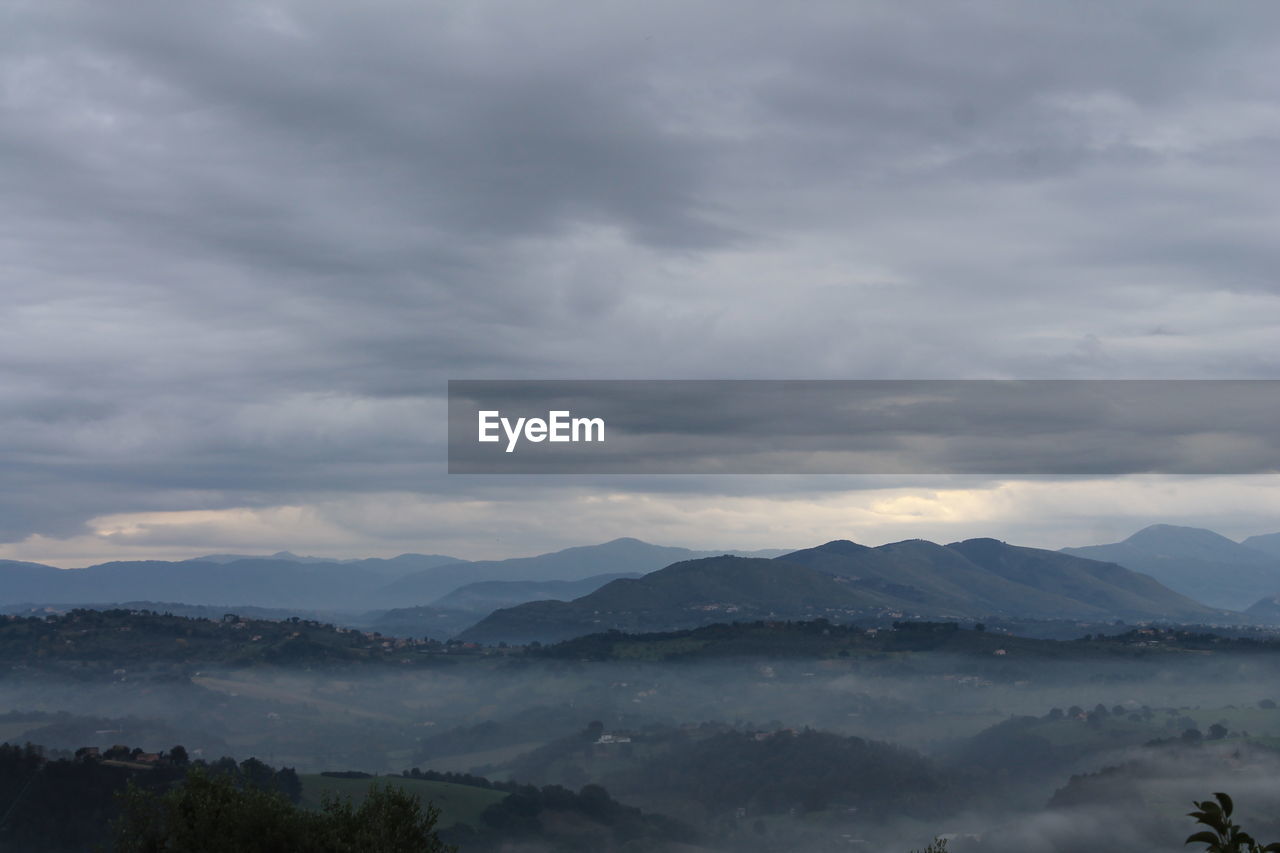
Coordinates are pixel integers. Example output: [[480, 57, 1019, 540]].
[[299, 774, 507, 830], [420, 741, 544, 775]]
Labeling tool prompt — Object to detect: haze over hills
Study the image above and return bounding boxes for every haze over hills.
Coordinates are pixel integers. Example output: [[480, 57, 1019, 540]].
[[1245, 596, 1280, 625], [1242, 532, 1280, 560], [380, 538, 789, 603], [189, 551, 347, 565], [1061, 524, 1280, 611], [458, 538, 1222, 645], [0, 559, 397, 611], [369, 573, 646, 640], [187, 552, 466, 578], [430, 573, 643, 611]]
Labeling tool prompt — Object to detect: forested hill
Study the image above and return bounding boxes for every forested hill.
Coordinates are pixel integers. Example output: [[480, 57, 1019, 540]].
[[9, 609, 1280, 680], [533, 619, 1280, 663], [460, 541, 1223, 645], [0, 609, 450, 673], [0, 742, 699, 853]]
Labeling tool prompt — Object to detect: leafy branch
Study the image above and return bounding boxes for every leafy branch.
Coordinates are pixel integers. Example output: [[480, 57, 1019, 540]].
[[1186, 793, 1280, 853]]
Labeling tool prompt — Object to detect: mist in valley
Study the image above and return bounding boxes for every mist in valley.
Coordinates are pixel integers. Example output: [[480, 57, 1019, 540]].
[[7, 622, 1280, 852]]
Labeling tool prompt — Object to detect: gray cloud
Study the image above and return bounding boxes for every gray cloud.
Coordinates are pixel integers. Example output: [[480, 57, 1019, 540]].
[[2, 1, 1279, 554]]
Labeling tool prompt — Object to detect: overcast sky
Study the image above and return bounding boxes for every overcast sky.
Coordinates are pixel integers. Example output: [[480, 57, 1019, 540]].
[[3, 1, 1280, 567]]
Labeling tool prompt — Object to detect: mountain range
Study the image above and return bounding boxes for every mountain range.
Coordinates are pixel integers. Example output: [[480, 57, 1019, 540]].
[[6, 526, 1280, 644], [379, 539, 788, 602], [185, 551, 466, 579], [0, 539, 786, 614], [458, 538, 1221, 645]]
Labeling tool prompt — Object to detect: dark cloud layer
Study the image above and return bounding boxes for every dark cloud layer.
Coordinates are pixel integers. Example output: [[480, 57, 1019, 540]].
[[2, 1, 1279, 554]]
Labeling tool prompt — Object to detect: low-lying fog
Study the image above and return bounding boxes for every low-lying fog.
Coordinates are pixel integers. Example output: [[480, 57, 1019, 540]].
[[6, 643, 1280, 852]]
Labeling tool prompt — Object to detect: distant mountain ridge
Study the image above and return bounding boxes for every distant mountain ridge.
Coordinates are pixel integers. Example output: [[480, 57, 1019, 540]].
[[0, 539, 787, 614], [459, 538, 1221, 645], [0, 559, 397, 611], [1244, 596, 1280, 625], [187, 551, 466, 578], [369, 573, 645, 639], [431, 573, 643, 611], [381, 538, 790, 603], [1242, 532, 1280, 560], [8, 528, 1280, 640], [189, 551, 346, 564], [1061, 524, 1280, 611]]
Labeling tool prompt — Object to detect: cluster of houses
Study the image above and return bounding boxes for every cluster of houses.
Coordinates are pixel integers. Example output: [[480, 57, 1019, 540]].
[[73, 744, 179, 770], [593, 733, 631, 745]]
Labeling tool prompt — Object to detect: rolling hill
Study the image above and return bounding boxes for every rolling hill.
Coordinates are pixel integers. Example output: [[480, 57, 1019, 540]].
[[1061, 525, 1280, 611], [780, 537, 1210, 619], [456, 556, 883, 644], [457, 539, 1219, 645]]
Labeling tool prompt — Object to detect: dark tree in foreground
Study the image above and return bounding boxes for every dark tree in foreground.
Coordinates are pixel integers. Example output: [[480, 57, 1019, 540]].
[[114, 770, 454, 853], [1185, 793, 1280, 853], [913, 792, 1280, 853]]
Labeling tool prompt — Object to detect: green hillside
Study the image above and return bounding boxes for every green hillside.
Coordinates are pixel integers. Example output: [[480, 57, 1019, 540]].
[[299, 774, 507, 830], [458, 556, 884, 644], [461, 539, 1223, 645]]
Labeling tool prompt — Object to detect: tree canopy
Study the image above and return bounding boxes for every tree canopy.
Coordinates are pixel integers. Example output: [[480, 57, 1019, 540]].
[[114, 770, 455, 853]]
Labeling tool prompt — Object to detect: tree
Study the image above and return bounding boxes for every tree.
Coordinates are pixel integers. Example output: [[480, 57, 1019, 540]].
[[1186, 792, 1280, 853], [114, 769, 310, 853], [114, 770, 455, 853], [240, 756, 276, 791], [277, 766, 303, 804], [910, 840, 948, 853], [317, 783, 455, 852]]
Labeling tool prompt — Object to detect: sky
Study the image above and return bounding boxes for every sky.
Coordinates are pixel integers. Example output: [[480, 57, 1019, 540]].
[[2, 0, 1280, 567]]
